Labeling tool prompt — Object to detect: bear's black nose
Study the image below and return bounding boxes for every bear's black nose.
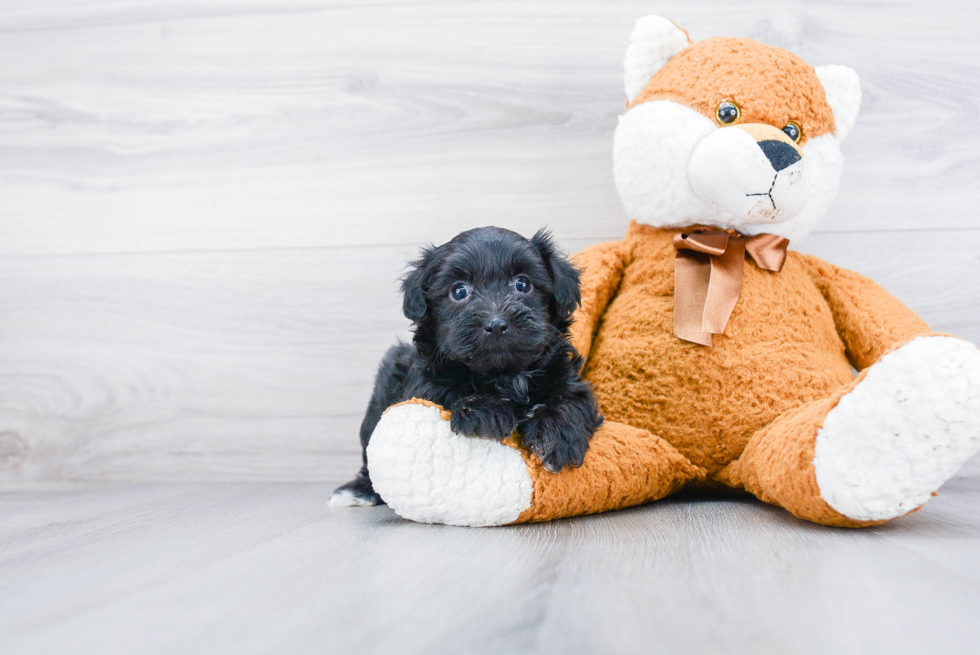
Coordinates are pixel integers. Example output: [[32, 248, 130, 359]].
[[483, 317, 509, 337], [758, 139, 801, 171]]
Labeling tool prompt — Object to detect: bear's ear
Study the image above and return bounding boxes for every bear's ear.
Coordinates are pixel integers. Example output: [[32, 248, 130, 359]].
[[624, 15, 691, 102], [815, 65, 862, 142]]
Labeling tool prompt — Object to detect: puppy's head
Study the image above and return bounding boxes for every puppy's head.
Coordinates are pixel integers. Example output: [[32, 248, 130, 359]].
[[402, 226, 580, 375]]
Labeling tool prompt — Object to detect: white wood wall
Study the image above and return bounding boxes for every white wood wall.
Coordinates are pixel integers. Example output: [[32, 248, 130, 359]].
[[1, 0, 977, 482]]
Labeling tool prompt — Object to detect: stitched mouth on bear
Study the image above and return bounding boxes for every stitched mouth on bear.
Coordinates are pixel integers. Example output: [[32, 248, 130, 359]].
[[687, 124, 812, 225], [746, 173, 778, 210]]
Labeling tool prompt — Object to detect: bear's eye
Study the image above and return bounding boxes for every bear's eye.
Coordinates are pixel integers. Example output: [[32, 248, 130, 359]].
[[514, 276, 532, 294], [716, 100, 740, 124], [782, 121, 802, 143], [450, 282, 469, 302]]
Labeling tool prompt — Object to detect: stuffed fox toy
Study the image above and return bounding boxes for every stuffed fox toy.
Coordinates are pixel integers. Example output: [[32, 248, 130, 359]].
[[363, 17, 980, 527]]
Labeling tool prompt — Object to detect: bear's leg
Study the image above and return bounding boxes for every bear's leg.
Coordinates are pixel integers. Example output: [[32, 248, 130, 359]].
[[365, 399, 704, 526], [718, 335, 980, 527]]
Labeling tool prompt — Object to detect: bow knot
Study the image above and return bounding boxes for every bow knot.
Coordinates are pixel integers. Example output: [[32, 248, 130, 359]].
[[673, 228, 789, 346]]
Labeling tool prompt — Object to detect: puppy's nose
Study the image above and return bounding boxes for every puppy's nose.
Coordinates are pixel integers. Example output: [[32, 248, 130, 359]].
[[757, 139, 801, 171], [483, 317, 509, 337]]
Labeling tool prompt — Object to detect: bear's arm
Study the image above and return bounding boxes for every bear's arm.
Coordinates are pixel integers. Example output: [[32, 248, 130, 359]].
[[799, 254, 931, 370], [569, 240, 628, 362]]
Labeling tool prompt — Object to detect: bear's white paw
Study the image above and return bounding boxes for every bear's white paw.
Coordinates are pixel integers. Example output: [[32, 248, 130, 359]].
[[814, 335, 980, 521], [366, 402, 533, 527]]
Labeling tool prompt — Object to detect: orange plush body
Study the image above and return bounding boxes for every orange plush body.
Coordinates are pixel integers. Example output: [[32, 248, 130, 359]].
[[364, 17, 980, 528], [567, 223, 931, 528]]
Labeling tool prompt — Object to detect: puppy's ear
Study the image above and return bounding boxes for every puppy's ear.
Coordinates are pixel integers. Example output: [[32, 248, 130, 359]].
[[401, 245, 436, 322], [531, 228, 581, 320]]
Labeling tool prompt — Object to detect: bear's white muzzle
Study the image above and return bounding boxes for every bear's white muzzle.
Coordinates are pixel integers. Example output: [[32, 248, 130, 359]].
[[689, 125, 811, 224]]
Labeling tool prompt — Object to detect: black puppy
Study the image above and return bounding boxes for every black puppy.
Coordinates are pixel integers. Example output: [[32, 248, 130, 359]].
[[330, 226, 603, 507]]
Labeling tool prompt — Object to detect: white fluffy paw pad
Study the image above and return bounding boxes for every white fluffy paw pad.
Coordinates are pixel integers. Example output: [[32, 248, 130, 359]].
[[815, 336, 980, 521], [366, 403, 533, 527]]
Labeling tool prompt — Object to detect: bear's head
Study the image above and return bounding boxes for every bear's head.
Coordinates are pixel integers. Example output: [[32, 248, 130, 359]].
[[613, 16, 861, 244]]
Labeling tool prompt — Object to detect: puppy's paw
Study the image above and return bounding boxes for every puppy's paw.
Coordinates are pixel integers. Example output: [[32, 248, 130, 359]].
[[520, 413, 592, 473], [450, 395, 518, 439], [329, 474, 383, 507]]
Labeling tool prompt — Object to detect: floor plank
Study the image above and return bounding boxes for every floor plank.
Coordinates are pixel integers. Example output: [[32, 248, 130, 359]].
[[1, 474, 979, 654]]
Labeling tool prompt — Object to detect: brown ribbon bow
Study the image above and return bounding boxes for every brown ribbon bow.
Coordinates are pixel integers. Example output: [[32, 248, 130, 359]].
[[673, 228, 789, 346]]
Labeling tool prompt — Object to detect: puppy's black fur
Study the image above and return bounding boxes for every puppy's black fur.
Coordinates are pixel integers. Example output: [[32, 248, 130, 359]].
[[331, 226, 603, 506]]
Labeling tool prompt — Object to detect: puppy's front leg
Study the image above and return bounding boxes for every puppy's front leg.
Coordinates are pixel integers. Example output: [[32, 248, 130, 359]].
[[450, 395, 518, 439], [520, 394, 602, 473]]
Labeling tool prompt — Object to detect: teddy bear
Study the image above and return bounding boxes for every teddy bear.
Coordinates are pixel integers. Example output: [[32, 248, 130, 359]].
[[361, 16, 980, 527]]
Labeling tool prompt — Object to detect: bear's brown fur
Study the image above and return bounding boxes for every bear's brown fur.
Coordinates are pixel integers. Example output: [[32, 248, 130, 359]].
[[532, 222, 932, 527], [630, 37, 836, 144]]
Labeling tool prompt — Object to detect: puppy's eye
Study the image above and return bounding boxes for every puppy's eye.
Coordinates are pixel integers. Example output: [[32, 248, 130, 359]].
[[449, 282, 469, 302], [782, 121, 802, 143], [514, 276, 532, 293], [716, 100, 740, 124]]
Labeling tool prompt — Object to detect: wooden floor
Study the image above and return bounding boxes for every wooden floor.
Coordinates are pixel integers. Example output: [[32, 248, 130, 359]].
[[3, 463, 980, 655], [2, 0, 980, 652]]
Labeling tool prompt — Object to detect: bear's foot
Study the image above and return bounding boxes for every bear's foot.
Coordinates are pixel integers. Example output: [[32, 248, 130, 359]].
[[814, 335, 980, 522], [367, 400, 534, 526], [367, 399, 704, 526]]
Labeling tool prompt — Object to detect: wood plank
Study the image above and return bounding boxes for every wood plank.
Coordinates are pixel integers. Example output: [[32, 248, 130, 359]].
[[1, 478, 979, 654], [0, 231, 976, 482], [0, 243, 415, 482], [797, 231, 980, 340], [0, 0, 978, 257]]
